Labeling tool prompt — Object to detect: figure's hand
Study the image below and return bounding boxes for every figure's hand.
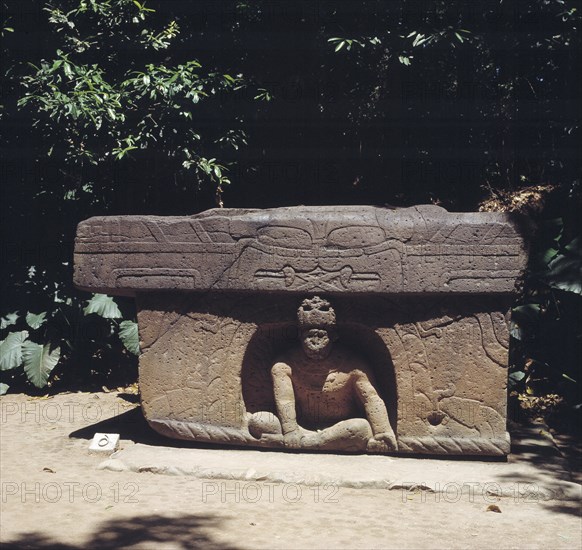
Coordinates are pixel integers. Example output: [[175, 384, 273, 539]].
[[367, 431, 398, 453]]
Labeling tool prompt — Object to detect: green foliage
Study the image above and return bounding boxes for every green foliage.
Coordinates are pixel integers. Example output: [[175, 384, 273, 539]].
[[119, 320, 140, 356], [84, 294, 122, 318], [13, 0, 250, 207], [26, 312, 48, 330], [509, 210, 582, 412], [544, 237, 582, 295], [0, 292, 140, 392], [1, 313, 19, 330], [0, 331, 29, 371], [22, 341, 61, 388]]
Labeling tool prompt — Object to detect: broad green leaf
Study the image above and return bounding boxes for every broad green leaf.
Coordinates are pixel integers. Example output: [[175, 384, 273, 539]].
[[0, 331, 29, 370], [541, 247, 559, 265], [26, 312, 47, 330], [22, 342, 60, 388], [1, 312, 19, 330], [509, 371, 526, 382], [84, 294, 122, 318], [119, 320, 140, 355], [508, 371, 526, 388], [546, 252, 582, 294], [550, 279, 582, 295], [0, 383, 8, 395]]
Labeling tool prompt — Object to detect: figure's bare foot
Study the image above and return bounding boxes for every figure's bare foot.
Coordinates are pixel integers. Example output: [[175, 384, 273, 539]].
[[367, 432, 398, 453], [248, 411, 282, 439]]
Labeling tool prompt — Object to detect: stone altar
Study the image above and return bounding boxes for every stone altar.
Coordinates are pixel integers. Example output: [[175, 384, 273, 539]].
[[74, 205, 528, 456]]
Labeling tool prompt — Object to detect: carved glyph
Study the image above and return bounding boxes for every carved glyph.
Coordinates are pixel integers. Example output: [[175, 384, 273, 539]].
[[74, 205, 527, 296]]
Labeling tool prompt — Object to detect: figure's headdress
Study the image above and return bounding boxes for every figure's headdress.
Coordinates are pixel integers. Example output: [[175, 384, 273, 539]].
[[297, 296, 336, 329]]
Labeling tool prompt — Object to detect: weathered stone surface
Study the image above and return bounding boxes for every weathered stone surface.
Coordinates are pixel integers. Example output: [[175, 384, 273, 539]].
[[74, 205, 527, 296], [74, 205, 528, 457], [136, 292, 514, 456]]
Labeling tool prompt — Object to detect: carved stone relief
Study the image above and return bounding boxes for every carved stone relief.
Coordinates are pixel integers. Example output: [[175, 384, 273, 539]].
[[74, 206, 528, 456]]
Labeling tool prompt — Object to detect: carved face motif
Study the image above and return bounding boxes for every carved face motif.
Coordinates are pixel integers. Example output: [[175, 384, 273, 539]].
[[301, 328, 332, 360], [297, 296, 336, 329]]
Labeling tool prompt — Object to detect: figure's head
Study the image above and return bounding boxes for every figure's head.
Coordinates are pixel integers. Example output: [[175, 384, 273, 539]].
[[297, 296, 337, 360]]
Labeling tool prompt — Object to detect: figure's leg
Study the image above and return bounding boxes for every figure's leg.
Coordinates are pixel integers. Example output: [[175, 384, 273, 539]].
[[301, 418, 372, 452], [248, 413, 384, 453], [247, 411, 283, 439]]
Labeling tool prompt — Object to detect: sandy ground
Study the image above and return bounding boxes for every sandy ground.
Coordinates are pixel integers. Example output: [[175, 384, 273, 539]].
[[1, 391, 580, 550]]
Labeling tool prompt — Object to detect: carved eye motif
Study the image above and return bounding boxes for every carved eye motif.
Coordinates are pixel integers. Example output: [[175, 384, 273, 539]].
[[327, 226, 385, 248], [257, 226, 312, 249]]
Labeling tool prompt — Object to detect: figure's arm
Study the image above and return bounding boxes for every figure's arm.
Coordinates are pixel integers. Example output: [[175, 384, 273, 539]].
[[271, 362, 298, 435], [354, 371, 391, 434], [354, 370, 397, 450]]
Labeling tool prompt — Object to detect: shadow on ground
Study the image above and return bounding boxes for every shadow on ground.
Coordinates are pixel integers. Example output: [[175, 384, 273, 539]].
[[69, 404, 252, 451], [69, 393, 224, 449], [69, 396, 582, 469], [1, 513, 239, 549]]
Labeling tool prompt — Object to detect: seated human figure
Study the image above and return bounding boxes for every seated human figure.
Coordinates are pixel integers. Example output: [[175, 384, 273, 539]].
[[248, 296, 397, 452]]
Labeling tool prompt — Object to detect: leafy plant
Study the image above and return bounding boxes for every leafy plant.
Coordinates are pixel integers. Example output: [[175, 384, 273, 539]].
[[0, 292, 140, 393], [13, 0, 251, 208], [22, 341, 61, 389], [509, 212, 582, 415]]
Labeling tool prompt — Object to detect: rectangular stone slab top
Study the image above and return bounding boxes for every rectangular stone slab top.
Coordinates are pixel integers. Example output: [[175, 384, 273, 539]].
[[74, 205, 529, 457], [74, 205, 527, 296]]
